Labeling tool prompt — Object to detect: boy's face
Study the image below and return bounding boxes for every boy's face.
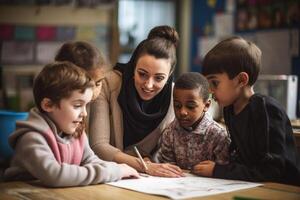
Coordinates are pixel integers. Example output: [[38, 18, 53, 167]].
[[205, 73, 241, 107], [173, 88, 210, 129], [46, 88, 93, 135], [88, 67, 105, 100]]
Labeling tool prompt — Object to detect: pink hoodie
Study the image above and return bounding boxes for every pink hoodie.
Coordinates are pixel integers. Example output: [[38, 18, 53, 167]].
[[40, 128, 84, 165], [5, 107, 122, 187]]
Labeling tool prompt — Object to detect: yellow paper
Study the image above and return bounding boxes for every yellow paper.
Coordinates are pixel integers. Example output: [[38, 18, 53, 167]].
[[76, 26, 96, 40]]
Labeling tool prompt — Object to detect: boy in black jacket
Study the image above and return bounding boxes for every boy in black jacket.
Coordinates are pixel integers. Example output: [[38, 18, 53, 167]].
[[198, 36, 300, 186]]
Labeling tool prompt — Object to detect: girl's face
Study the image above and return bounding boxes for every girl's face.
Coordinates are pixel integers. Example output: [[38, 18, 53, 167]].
[[88, 67, 105, 100], [46, 88, 93, 135], [134, 54, 171, 101], [173, 88, 210, 129]]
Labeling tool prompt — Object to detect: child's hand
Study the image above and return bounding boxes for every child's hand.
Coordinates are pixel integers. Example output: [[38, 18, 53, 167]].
[[192, 160, 215, 177], [145, 162, 184, 178], [119, 163, 140, 179]]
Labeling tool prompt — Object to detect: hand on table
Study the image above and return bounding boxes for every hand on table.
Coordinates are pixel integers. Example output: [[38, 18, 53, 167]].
[[192, 160, 215, 177], [144, 162, 184, 178]]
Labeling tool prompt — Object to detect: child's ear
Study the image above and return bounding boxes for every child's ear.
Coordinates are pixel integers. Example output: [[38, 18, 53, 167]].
[[41, 98, 55, 112], [203, 99, 211, 112], [237, 72, 249, 87]]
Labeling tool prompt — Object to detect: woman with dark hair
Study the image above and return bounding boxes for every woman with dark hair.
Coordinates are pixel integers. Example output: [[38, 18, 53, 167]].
[[89, 26, 183, 177]]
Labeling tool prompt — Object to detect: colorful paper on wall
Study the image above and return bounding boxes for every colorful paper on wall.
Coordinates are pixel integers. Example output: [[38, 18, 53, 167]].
[[15, 26, 35, 41], [1, 41, 34, 64], [36, 26, 56, 41], [214, 13, 233, 37], [198, 36, 219, 58], [76, 26, 96, 41], [56, 26, 75, 41], [36, 42, 62, 64], [0, 24, 14, 40]]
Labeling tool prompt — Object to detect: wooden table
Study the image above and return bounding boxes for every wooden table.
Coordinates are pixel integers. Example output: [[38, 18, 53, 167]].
[[0, 181, 299, 200]]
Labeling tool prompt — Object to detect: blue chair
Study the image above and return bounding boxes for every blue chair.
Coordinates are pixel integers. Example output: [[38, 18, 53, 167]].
[[0, 110, 28, 159]]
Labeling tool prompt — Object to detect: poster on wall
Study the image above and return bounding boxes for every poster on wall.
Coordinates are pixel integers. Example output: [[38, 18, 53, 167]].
[[36, 42, 62, 64], [235, 1, 300, 32], [76, 26, 96, 41], [1, 41, 34, 64]]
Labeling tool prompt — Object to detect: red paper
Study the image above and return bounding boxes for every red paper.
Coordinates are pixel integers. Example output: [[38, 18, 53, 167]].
[[0, 24, 14, 40], [36, 26, 56, 40]]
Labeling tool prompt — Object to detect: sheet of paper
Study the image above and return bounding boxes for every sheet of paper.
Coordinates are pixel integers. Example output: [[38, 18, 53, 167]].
[[1, 41, 34, 64], [108, 173, 262, 199], [214, 13, 234, 37], [36, 42, 62, 64], [198, 36, 219, 58], [76, 26, 96, 41]]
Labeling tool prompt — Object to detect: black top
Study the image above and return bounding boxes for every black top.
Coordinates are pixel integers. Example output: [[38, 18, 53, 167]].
[[213, 93, 300, 186]]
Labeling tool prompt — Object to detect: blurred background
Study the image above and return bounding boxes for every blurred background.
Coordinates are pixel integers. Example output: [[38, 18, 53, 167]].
[[0, 0, 299, 120]]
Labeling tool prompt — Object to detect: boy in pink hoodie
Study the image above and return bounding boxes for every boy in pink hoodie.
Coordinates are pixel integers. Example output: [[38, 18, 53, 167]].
[[4, 61, 139, 187]]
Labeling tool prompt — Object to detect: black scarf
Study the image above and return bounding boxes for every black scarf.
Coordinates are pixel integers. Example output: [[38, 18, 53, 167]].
[[114, 62, 173, 148]]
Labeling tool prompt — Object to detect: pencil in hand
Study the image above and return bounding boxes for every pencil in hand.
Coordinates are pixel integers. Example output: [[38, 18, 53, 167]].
[[134, 146, 148, 171]]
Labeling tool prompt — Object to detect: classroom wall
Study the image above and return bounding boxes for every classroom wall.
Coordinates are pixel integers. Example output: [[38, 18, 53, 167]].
[[189, 0, 300, 117], [0, 5, 111, 25], [0, 5, 117, 111]]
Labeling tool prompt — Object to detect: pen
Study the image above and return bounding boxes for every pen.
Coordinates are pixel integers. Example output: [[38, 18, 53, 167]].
[[133, 146, 148, 171], [139, 173, 149, 177]]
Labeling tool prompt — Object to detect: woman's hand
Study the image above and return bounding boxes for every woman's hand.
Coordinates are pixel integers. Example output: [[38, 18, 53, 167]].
[[192, 160, 215, 177], [145, 162, 184, 178]]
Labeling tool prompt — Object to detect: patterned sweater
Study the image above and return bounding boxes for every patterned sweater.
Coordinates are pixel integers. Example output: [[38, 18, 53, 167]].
[[158, 113, 230, 169]]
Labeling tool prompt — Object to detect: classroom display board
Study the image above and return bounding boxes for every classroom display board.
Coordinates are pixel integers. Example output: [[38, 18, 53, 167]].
[[0, 24, 109, 65], [235, 0, 299, 32], [0, 5, 116, 112]]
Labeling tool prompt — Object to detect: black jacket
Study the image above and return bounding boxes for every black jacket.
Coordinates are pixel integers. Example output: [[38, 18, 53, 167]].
[[213, 94, 300, 186]]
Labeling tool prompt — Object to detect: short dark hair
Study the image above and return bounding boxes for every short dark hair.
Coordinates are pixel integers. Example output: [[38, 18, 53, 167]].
[[174, 72, 210, 101], [55, 41, 108, 71], [33, 61, 94, 112], [33, 61, 94, 137], [128, 25, 179, 74], [202, 36, 262, 86]]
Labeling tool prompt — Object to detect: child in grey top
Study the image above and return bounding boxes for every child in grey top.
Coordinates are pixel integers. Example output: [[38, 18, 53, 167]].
[[4, 62, 139, 187]]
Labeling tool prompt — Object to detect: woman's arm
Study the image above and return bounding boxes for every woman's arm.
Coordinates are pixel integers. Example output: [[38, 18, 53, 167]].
[[89, 77, 121, 161], [113, 151, 183, 177]]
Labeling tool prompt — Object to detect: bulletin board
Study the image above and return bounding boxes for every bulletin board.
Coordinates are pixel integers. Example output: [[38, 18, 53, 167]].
[[235, 0, 299, 32], [0, 24, 109, 65], [0, 5, 118, 111], [0, 5, 116, 65]]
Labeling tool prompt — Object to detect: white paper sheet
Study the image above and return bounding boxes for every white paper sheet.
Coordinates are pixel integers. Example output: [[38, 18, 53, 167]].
[[1, 41, 34, 64], [107, 173, 262, 199], [198, 37, 219, 58], [36, 42, 62, 64], [214, 13, 234, 37]]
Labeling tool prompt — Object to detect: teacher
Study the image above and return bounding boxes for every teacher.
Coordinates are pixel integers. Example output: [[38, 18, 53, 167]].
[[89, 25, 182, 177]]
